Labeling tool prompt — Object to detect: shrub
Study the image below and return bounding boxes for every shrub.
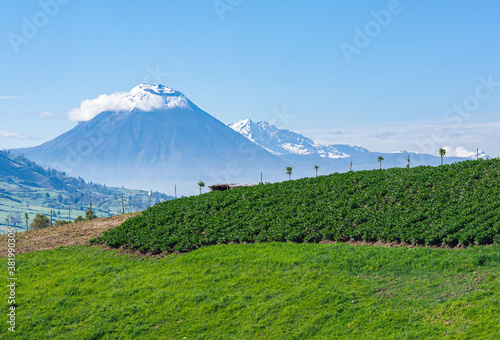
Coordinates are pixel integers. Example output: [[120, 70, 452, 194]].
[[85, 209, 97, 220], [74, 216, 85, 223], [54, 220, 72, 227], [31, 214, 50, 230]]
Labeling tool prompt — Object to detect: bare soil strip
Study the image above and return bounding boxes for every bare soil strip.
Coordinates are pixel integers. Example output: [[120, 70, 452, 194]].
[[0, 213, 139, 257]]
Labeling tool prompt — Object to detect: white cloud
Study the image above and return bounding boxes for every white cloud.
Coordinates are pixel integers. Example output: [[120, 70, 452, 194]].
[[0, 130, 28, 140], [297, 121, 500, 158], [68, 84, 190, 122], [39, 111, 52, 118], [443, 146, 485, 158], [68, 92, 135, 122], [0, 96, 21, 100]]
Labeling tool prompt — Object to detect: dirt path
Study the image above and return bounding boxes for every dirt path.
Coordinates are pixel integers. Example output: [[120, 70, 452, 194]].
[[0, 212, 140, 257]]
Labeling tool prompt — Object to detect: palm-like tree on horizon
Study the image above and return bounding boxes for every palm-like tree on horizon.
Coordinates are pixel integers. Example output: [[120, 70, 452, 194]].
[[198, 180, 205, 195], [378, 156, 384, 169], [439, 148, 446, 165], [314, 164, 319, 177], [286, 166, 293, 180], [25, 212, 29, 231]]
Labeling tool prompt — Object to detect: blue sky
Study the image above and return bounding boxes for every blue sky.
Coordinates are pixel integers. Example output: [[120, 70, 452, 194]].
[[1, 0, 499, 157]]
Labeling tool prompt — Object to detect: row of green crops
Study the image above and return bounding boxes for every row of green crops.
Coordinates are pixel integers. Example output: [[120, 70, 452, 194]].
[[91, 159, 500, 253]]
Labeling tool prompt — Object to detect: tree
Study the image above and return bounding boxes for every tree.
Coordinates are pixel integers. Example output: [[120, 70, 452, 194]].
[[314, 164, 319, 177], [30, 213, 50, 230], [378, 156, 384, 169], [286, 166, 293, 180], [74, 216, 85, 223], [439, 148, 446, 165], [25, 213, 29, 230], [85, 208, 97, 220], [198, 180, 205, 195]]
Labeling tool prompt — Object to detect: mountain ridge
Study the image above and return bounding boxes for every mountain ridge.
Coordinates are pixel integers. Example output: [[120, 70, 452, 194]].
[[228, 119, 480, 177]]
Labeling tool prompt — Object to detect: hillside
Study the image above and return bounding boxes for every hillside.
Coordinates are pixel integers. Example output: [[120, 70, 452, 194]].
[[93, 159, 500, 253], [0, 213, 138, 255], [2, 159, 500, 339], [0, 149, 170, 233]]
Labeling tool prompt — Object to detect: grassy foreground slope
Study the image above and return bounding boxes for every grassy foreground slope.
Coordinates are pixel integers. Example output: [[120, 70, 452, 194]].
[[93, 159, 500, 253], [1, 243, 500, 339]]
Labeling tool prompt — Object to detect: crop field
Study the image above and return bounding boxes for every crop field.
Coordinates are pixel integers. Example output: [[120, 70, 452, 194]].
[[93, 159, 500, 254]]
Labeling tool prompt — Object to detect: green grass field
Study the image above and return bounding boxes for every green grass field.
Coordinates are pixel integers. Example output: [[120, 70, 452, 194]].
[[2, 243, 499, 339]]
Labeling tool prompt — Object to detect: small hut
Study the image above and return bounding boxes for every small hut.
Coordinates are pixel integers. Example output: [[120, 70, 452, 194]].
[[208, 184, 231, 192], [208, 183, 259, 192]]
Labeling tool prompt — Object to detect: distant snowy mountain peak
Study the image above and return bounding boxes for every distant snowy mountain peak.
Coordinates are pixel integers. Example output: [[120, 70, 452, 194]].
[[68, 83, 192, 122], [229, 119, 316, 156], [229, 119, 364, 159]]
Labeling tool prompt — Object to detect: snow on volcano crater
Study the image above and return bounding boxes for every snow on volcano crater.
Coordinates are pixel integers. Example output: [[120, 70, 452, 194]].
[[68, 83, 192, 122]]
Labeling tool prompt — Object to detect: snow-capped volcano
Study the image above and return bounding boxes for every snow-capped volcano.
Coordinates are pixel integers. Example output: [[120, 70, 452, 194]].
[[16, 85, 286, 194], [229, 119, 367, 159], [68, 84, 192, 122]]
